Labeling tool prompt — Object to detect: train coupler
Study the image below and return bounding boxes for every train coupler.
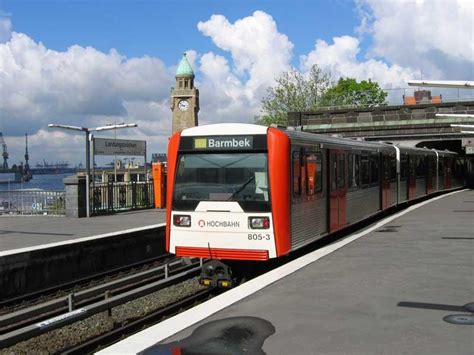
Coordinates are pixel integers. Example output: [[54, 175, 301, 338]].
[[200, 260, 234, 288]]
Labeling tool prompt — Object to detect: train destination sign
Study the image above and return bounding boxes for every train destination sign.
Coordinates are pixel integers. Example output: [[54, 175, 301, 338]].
[[193, 136, 254, 150], [94, 138, 146, 156]]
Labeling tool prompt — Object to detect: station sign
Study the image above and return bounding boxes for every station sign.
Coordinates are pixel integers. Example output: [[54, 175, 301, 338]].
[[94, 138, 146, 156]]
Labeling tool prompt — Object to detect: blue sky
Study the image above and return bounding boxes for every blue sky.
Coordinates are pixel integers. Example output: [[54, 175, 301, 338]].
[[3, 0, 362, 67], [0, 0, 472, 164]]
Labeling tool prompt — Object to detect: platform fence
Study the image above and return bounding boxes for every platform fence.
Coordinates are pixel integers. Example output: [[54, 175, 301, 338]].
[[90, 181, 154, 215], [0, 190, 66, 215]]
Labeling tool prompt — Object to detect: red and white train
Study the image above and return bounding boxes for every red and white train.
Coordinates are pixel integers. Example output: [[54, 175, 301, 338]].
[[166, 123, 465, 286]]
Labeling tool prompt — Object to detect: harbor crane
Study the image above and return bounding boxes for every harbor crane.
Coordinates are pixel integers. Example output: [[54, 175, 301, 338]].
[[0, 132, 8, 170]]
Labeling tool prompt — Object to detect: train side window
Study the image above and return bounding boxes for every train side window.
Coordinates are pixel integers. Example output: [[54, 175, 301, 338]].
[[292, 151, 301, 197], [348, 154, 354, 188], [330, 152, 337, 191], [438, 158, 444, 175], [401, 155, 408, 179], [390, 155, 397, 181], [361, 154, 370, 186], [348, 153, 359, 189], [316, 154, 323, 192], [416, 156, 426, 177], [337, 154, 345, 189], [382, 154, 390, 180], [306, 152, 322, 195], [446, 158, 452, 173], [409, 156, 416, 177], [370, 153, 379, 184], [429, 156, 436, 176]]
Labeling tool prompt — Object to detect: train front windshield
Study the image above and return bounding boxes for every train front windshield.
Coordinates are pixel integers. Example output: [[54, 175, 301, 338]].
[[173, 153, 270, 211]]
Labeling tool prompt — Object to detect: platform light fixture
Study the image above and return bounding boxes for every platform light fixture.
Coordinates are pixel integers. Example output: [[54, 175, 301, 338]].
[[48, 123, 138, 217]]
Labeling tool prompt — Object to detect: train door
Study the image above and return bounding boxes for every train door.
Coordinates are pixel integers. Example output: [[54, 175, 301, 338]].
[[445, 157, 452, 188], [400, 153, 409, 201], [438, 157, 445, 189], [381, 153, 391, 209], [329, 150, 346, 232], [427, 155, 435, 194], [407, 155, 416, 200]]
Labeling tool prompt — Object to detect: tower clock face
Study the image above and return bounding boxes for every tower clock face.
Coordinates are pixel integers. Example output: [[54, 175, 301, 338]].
[[178, 99, 189, 111]]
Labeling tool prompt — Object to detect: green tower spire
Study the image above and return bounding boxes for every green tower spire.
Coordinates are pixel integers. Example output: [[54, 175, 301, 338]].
[[176, 52, 194, 78]]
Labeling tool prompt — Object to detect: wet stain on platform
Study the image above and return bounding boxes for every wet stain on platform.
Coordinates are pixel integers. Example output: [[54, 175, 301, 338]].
[[443, 314, 474, 325], [141, 316, 276, 355]]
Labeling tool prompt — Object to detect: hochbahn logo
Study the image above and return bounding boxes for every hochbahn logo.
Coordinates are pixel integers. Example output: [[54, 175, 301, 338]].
[[194, 136, 253, 150], [197, 219, 240, 228]]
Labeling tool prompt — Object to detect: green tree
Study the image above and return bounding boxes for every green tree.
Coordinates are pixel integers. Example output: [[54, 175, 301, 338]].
[[320, 78, 388, 108], [256, 65, 332, 126]]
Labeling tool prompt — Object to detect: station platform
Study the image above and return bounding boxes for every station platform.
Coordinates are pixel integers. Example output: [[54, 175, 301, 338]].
[[99, 189, 474, 355], [0, 209, 166, 253]]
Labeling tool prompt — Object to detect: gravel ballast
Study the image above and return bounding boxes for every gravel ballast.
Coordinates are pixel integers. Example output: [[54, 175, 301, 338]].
[[1, 277, 205, 354]]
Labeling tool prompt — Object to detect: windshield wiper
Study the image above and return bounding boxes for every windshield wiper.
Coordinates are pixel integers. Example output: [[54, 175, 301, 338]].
[[227, 176, 255, 201]]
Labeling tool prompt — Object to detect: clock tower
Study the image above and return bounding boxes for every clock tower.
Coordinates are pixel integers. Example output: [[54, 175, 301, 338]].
[[171, 53, 199, 134]]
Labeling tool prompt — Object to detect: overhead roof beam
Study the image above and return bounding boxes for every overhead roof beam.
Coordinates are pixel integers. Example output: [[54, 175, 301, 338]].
[[408, 80, 474, 89]]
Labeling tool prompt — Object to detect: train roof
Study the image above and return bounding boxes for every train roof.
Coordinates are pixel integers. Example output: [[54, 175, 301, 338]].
[[283, 127, 458, 156], [283, 128, 396, 152], [181, 123, 267, 136], [180, 123, 457, 156]]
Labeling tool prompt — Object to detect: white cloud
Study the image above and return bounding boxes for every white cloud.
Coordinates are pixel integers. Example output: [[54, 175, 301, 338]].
[[357, 0, 474, 79], [191, 11, 296, 128], [198, 10, 293, 99], [0, 32, 174, 164], [300, 0, 473, 93], [2, 4, 472, 166], [2, 11, 295, 165], [300, 35, 417, 88]]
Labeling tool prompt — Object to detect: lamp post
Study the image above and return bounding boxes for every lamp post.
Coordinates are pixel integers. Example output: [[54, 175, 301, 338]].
[[48, 123, 138, 217]]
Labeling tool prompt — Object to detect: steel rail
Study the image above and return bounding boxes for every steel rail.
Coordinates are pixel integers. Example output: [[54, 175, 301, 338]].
[[0, 264, 202, 348], [0, 258, 201, 332], [0, 254, 172, 309], [62, 288, 214, 355]]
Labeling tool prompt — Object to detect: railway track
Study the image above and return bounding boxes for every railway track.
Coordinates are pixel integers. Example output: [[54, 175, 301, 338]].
[[0, 257, 205, 352], [0, 254, 174, 313], [62, 288, 214, 354]]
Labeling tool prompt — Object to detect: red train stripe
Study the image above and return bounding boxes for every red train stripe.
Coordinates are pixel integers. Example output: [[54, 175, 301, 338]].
[[166, 132, 181, 252], [267, 128, 291, 257], [176, 247, 269, 261]]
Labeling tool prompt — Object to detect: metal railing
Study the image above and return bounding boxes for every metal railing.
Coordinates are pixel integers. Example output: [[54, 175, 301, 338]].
[[90, 181, 154, 215], [0, 190, 66, 216], [312, 87, 474, 112]]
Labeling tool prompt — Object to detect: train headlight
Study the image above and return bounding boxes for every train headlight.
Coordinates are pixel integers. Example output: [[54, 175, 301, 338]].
[[173, 214, 191, 227], [249, 217, 270, 229]]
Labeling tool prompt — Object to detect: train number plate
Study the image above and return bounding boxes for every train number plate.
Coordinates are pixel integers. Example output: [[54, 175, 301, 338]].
[[248, 233, 271, 241]]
